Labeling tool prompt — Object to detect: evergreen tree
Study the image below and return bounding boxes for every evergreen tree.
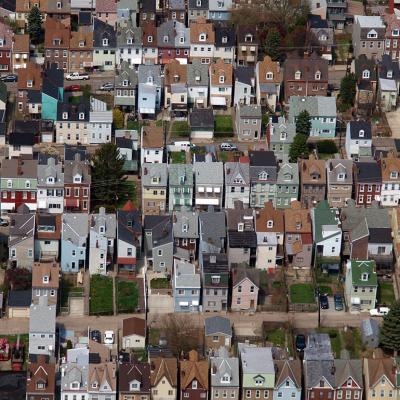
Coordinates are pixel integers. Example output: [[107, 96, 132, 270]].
[[296, 110, 311, 136], [338, 73, 357, 112], [113, 108, 124, 129], [265, 28, 281, 61], [27, 6, 42, 44], [380, 301, 400, 354], [289, 133, 309, 162], [91, 143, 129, 209]]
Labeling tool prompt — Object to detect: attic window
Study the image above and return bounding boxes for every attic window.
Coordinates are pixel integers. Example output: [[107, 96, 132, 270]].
[[127, 37, 133, 45], [25, 180, 31, 189], [359, 130, 364, 138], [79, 40, 85, 47], [27, 80, 33, 88], [163, 35, 169, 43], [295, 221, 301, 230], [192, 380, 198, 389], [222, 36, 228, 44], [390, 171, 398, 179], [361, 272, 369, 281], [182, 223, 188, 232], [0, 40, 4, 47], [53, 39, 61, 46], [367, 31, 377, 39], [393, 29, 399, 36], [221, 374, 230, 382], [148, 35, 153, 43], [79, 112, 85, 120], [179, 36, 185, 44], [315, 71, 321, 80], [92, 382, 98, 389], [259, 171, 268, 180], [238, 222, 244, 232], [267, 220, 273, 228], [63, 112, 68, 120], [266, 72, 273, 80], [123, 79, 129, 86], [212, 275, 221, 284], [36, 381, 46, 389], [71, 382, 79, 389], [338, 173, 345, 181], [196, 0, 202, 5], [295, 70, 301, 80], [219, 75, 225, 83], [362, 70, 370, 79], [147, 76, 153, 84], [99, 226, 105, 234], [74, 175, 82, 183], [43, 275, 49, 283], [387, 70, 393, 79], [130, 382, 140, 391], [195, 75, 201, 81], [199, 33, 206, 42], [57, 1, 62, 8], [102, 38, 109, 46], [47, 176, 55, 184], [245, 34, 253, 42]]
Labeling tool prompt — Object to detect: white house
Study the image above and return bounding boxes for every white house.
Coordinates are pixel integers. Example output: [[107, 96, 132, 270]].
[[345, 120, 372, 160], [380, 157, 400, 207], [88, 97, 113, 144], [140, 125, 164, 165], [121, 317, 146, 350], [187, 61, 209, 107], [88, 208, 116, 275], [116, 23, 143, 67]]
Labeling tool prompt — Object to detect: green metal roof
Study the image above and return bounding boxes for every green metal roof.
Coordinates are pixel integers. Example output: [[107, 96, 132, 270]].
[[313, 200, 340, 243], [350, 260, 378, 286]]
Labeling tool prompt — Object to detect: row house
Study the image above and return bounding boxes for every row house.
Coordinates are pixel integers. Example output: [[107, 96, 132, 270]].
[[34, 213, 61, 261], [208, 0, 232, 21], [345, 120, 372, 161], [142, 163, 168, 215], [204, 315, 232, 351], [158, 20, 190, 64], [69, 26, 93, 72], [256, 56, 282, 112], [255, 201, 284, 270], [96, 0, 117, 27], [0, 21, 13, 73], [188, 0, 209, 22], [44, 17, 70, 70], [326, 159, 353, 208], [89, 97, 113, 144], [275, 163, 299, 209], [209, 59, 233, 106], [162, 0, 186, 23], [138, 64, 162, 116], [180, 351, 208, 400], [12, 34, 30, 72], [300, 157, 327, 208], [378, 54, 400, 112], [231, 265, 259, 311], [198, 210, 226, 258], [236, 104, 262, 141], [233, 66, 256, 106], [119, 359, 150, 400], [214, 25, 235, 64], [236, 26, 258, 66], [31, 261, 59, 305], [173, 208, 199, 260], [142, 22, 158, 64], [352, 16, 385, 60], [364, 356, 397, 400], [190, 18, 215, 64], [26, 355, 56, 400], [384, 13, 400, 61], [194, 161, 224, 210], [42, 63, 64, 123], [188, 61, 209, 107], [354, 55, 377, 115], [150, 357, 178, 400], [168, 164, 194, 211], [17, 61, 42, 117], [354, 161, 382, 207], [93, 18, 117, 71], [164, 59, 188, 118], [139, 0, 157, 25], [268, 117, 296, 164], [115, 61, 137, 111], [117, 23, 142, 67], [381, 156, 400, 206], [141, 125, 164, 164], [224, 161, 250, 209]]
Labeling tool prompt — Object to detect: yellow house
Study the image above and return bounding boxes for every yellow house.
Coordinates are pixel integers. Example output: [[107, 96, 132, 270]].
[[363, 357, 397, 400], [150, 357, 178, 400], [141, 163, 168, 215]]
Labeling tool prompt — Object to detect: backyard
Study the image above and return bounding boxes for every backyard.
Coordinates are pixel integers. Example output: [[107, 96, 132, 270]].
[[170, 121, 190, 137], [150, 278, 170, 289], [290, 283, 315, 303], [170, 151, 187, 164], [214, 115, 234, 137], [377, 282, 396, 306], [117, 279, 139, 313], [317, 327, 363, 358], [89, 275, 113, 315], [60, 277, 84, 308]]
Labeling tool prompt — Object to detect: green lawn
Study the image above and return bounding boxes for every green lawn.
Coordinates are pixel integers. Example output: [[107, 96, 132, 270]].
[[117, 280, 139, 313], [170, 121, 190, 137], [265, 328, 286, 347], [317, 328, 342, 358], [90, 275, 113, 315], [155, 119, 163, 127], [290, 283, 315, 303], [149, 327, 160, 346], [150, 278, 170, 289], [378, 282, 396, 305], [127, 121, 141, 131], [170, 151, 186, 164], [214, 115, 234, 137], [319, 285, 333, 296]]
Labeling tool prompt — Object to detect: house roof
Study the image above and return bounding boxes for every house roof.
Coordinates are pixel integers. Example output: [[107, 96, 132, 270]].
[[17, 62, 42, 91], [43, 63, 64, 99], [29, 302, 56, 333], [157, 20, 189, 48], [355, 161, 382, 183], [349, 260, 377, 286], [117, 22, 142, 47], [36, 213, 61, 240], [289, 96, 336, 118], [7, 289, 31, 307], [210, 59, 233, 86], [349, 121, 372, 140], [312, 200, 340, 243], [188, 0, 209, 9], [144, 215, 172, 248], [63, 153, 91, 184], [365, 358, 396, 388], [138, 64, 162, 85], [225, 161, 250, 186], [187, 60, 209, 86], [234, 66, 255, 86], [93, 18, 116, 48], [142, 163, 168, 187], [194, 161, 223, 185], [210, 348, 239, 387], [8, 131, 35, 146], [190, 108, 214, 128], [13, 34, 29, 53], [44, 17, 70, 49], [238, 344, 273, 373], [327, 159, 353, 185], [57, 94, 90, 122], [381, 157, 400, 181], [334, 359, 363, 389], [190, 17, 214, 44], [61, 363, 88, 391], [305, 359, 335, 389], [237, 104, 261, 118], [304, 333, 333, 361], [122, 317, 146, 338], [2, 158, 37, 178], [32, 261, 60, 289], [9, 205, 35, 245], [142, 21, 157, 46], [173, 208, 199, 239], [284, 53, 328, 81], [369, 227, 392, 244], [284, 201, 312, 233], [270, 117, 296, 144], [62, 213, 89, 246], [204, 316, 232, 336], [215, 25, 235, 47], [355, 55, 377, 81], [89, 362, 117, 392], [26, 356, 56, 395], [232, 265, 260, 287], [70, 26, 93, 50], [202, 253, 229, 275], [275, 360, 302, 389], [237, 25, 259, 44], [165, 60, 188, 86], [249, 150, 277, 167], [117, 205, 142, 246], [96, 0, 117, 12], [180, 351, 208, 390], [150, 357, 178, 387], [174, 259, 200, 288], [277, 162, 299, 185], [355, 15, 384, 28], [255, 201, 284, 233], [257, 56, 282, 85], [300, 157, 326, 184], [199, 211, 226, 245], [168, 163, 193, 186], [379, 54, 400, 80]]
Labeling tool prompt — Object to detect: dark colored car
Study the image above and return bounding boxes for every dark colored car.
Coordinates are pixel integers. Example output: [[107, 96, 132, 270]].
[[1, 74, 17, 82], [334, 294, 344, 311], [295, 334, 306, 351], [90, 330, 101, 343], [320, 294, 329, 309]]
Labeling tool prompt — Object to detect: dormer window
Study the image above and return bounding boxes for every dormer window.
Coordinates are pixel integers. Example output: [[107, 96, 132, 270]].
[[390, 171, 398, 179], [151, 177, 159, 184], [211, 275, 220, 284], [319, 34, 327, 41], [267, 220, 273, 228], [221, 374, 230, 383], [127, 37, 133, 45], [361, 272, 369, 281], [179, 36, 185, 44], [47, 176, 55, 184], [393, 29, 399, 36], [315, 71, 321, 80], [222, 36, 228, 44], [163, 35, 169, 43], [266, 72, 273, 80], [43, 275, 49, 283], [196, 0, 202, 5], [148, 35, 153, 43], [199, 33, 206, 42], [57, 1, 62, 8], [123, 79, 129, 86], [62, 112, 68, 120], [362, 70, 370, 79], [259, 171, 268, 180], [295, 70, 301, 80], [130, 381, 140, 391], [25, 180, 31, 188], [367, 30, 377, 39], [238, 222, 244, 232], [219, 75, 225, 83], [387, 70, 393, 79], [192, 380, 198, 389], [280, 131, 287, 140], [79, 40, 85, 47], [27, 80, 33, 88], [147, 76, 153, 84], [338, 173, 345, 181], [359, 130, 364, 138], [71, 382, 79, 389], [74, 175, 82, 183], [53, 39, 61, 46], [182, 223, 188, 233], [295, 221, 301, 230], [245, 34, 253, 42], [7, 180, 12, 188], [0, 39, 4, 47], [36, 380, 46, 389], [102, 38, 109, 46], [92, 382, 98, 389], [99, 226, 105, 234], [79, 112, 85, 120]]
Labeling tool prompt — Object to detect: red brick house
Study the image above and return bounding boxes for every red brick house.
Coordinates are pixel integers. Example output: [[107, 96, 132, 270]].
[[354, 161, 382, 206], [0, 21, 13, 73], [44, 18, 70, 71], [180, 350, 208, 400], [26, 355, 56, 400], [384, 13, 400, 61], [63, 153, 91, 212], [17, 61, 42, 117], [157, 20, 189, 65]]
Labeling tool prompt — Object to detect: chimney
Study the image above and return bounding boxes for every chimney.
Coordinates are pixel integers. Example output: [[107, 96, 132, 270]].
[[389, 0, 394, 14]]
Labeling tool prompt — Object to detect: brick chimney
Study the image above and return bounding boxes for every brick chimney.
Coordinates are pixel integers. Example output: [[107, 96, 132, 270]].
[[389, 0, 395, 14]]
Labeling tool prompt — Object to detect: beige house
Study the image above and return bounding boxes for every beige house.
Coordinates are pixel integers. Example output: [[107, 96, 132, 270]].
[[150, 357, 178, 400], [363, 357, 397, 400], [141, 163, 168, 215], [122, 317, 146, 350], [326, 159, 353, 208]]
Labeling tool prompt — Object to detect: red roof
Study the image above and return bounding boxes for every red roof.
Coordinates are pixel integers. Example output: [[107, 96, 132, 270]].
[[122, 200, 136, 212], [117, 257, 136, 264]]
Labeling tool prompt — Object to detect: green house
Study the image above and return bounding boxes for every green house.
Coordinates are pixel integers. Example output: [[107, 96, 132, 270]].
[[41, 64, 64, 121]]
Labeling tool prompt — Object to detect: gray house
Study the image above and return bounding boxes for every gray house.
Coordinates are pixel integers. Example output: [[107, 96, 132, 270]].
[[249, 151, 278, 208], [116, 23, 142, 67], [115, 129, 139, 172], [224, 162, 250, 209], [233, 66, 256, 106], [199, 210, 226, 257], [114, 61, 137, 111], [202, 253, 229, 312], [226, 201, 257, 267], [208, 0, 232, 20], [275, 163, 299, 209], [210, 347, 239, 400], [235, 104, 262, 142], [188, 0, 209, 22], [168, 164, 194, 211], [352, 16, 385, 60], [29, 299, 56, 357], [173, 208, 199, 260], [205, 317, 233, 350], [173, 259, 201, 312], [194, 161, 224, 210], [138, 64, 162, 116], [190, 108, 214, 140], [8, 204, 35, 269], [268, 116, 296, 163], [144, 215, 174, 274], [187, 61, 209, 107]]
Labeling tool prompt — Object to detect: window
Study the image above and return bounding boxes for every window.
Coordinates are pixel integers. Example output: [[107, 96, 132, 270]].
[[192, 380, 198, 389], [367, 30, 378, 38], [295, 70, 301, 80], [102, 38, 109, 46], [219, 75, 225, 83], [246, 391, 251, 398], [315, 71, 321, 80], [337, 391, 343, 399], [362, 70, 370, 79], [264, 391, 269, 398]]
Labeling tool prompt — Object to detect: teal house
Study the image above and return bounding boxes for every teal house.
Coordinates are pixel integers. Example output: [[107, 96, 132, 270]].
[[42, 64, 64, 121]]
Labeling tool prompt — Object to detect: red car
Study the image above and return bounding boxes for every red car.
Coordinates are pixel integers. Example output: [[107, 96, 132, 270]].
[[65, 84, 81, 91]]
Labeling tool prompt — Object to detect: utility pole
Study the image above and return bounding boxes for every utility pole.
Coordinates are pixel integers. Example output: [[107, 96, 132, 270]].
[[317, 286, 321, 328]]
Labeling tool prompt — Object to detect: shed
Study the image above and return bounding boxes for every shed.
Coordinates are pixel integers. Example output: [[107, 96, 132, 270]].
[[7, 290, 32, 318], [361, 319, 380, 349], [122, 316, 146, 350]]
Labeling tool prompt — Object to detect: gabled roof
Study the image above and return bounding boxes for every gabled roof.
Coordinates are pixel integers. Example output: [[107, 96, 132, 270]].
[[187, 60, 209, 86], [93, 18, 116, 48], [32, 261, 60, 289], [225, 162, 250, 186], [62, 213, 89, 246], [122, 317, 146, 338], [232, 265, 260, 288], [8, 289, 31, 307], [284, 53, 328, 81], [180, 351, 208, 390], [355, 161, 382, 183], [355, 55, 377, 81], [327, 159, 353, 185], [29, 302, 56, 333], [365, 357, 396, 388], [138, 64, 162, 86], [237, 25, 259, 44], [26, 356, 56, 395], [215, 25, 235, 47], [300, 157, 326, 184], [190, 17, 214, 44], [275, 359, 302, 389], [334, 359, 363, 389], [190, 108, 214, 128], [277, 163, 299, 185], [255, 201, 284, 233], [234, 66, 255, 86], [194, 161, 223, 185], [348, 120, 372, 140], [210, 348, 239, 387], [44, 17, 70, 48], [173, 208, 199, 239], [204, 316, 232, 336], [284, 201, 312, 233], [210, 59, 233, 86], [150, 357, 178, 387], [144, 215, 173, 247], [289, 95, 336, 118], [349, 260, 377, 286], [238, 344, 273, 373], [117, 22, 142, 47], [312, 200, 341, 243]]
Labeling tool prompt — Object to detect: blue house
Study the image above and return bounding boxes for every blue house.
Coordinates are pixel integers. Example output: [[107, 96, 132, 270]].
[[138, 65, 162, 117], [61, 213, 89, 272], [42, 63, 64, 122], [288, 96, 337, 139], [173, 259, 201, 312]]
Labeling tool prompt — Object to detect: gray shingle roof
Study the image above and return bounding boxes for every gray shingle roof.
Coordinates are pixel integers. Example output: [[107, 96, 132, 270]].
[[61, 364, 88, 391], [270, 117, 296, 145], [138, 64, 162, 86], [144, 215, 173, 247], [210, 348, 239, 388], [90, 208, 116, 239], [174, 260, 200, 288], [225, 162, 250, 186], [190, 108, 214, 128], [157, 20, 189, 48], [169, 164, 193, 186], [234, 66, 255, 86], [93, 18, 116, 48], [349, 121, 371, 139], [187, 61, 209, 86], [205, 316, 232, 336], [173, 208, 199, 239], [238, 344, 274, 374], [29, 303, 56, 333], [199, 211, 226, 245], [194, 161, 223, 185], [289, 96, 336, 118], [62, 213, 89, 246], [237, 104, 262, 118], [327, 159, 353, 185], [142, 163, 168, 187], [117, 22, 142, 47], [277, 163, 299, 185], [37, 157, 64, 187]]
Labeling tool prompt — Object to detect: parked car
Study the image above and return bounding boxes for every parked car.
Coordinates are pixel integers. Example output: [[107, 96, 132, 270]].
[[104, 330, 114, 344], [295, 334, 306, 351], [1, 74, 17, 82], [65, 84, 81, 92], [370, 307, 390, 317], [90, 330, 101, 343], [220, 143, 238, 151], [100, 82, 114, 91], [66, 72, 89, 81], [0, 218, 8, 227], [319, 294, 329, 309], [334, 294, 344, 311]]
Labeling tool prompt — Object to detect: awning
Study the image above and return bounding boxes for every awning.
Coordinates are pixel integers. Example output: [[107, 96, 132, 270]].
[[179, 301, 189, 306], [192, 300, 199, 306], [211, 96, 226, 106], [65, 198, 79, 207], [195, 198, 219, 205], [351, 297, 361, 305]]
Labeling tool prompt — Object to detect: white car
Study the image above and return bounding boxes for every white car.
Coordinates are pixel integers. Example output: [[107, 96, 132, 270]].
[[220, 143, 238, 151], [103, 330, 114, 344], [370, 307, 390, 317], [66, 72, 90, 81]]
